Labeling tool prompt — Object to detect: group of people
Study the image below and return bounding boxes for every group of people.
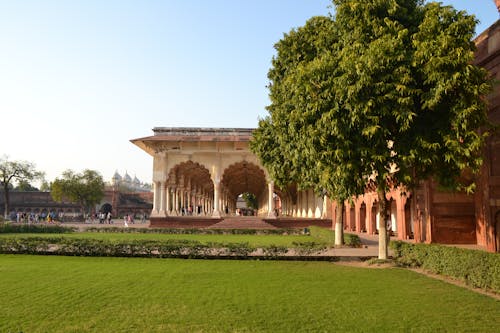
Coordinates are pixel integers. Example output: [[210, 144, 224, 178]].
[[13, 211, 60, 224], [123, 214, 134, 227], [97, 212, 113, 224]]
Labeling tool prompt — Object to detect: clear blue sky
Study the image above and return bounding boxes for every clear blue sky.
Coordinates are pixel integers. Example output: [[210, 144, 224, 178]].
[[0, 0, 497, 185]]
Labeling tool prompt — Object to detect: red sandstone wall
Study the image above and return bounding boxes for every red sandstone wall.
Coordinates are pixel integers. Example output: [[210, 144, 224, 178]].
[[474, 20, 500, 252], [428, 182, 477, 244]]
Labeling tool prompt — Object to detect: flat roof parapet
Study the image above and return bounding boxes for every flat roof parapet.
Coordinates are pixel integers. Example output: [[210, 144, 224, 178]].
[[153, 127, 255, 137]]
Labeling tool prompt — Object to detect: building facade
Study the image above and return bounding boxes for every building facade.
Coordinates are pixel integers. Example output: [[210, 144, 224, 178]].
[[132, 20, 500, 252], [131, 128, 331, 220]]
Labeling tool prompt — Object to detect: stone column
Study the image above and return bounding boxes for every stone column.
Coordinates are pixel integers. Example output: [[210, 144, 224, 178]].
[[212, 180, 221, 218], [178, 188, 183, 215], [152, 181, 160, 216], [307, 190, 314, 218], [296, 192, 301, 217], [165, 186, 171, 215], [174, 187, 179, 216], [300, 191, 307, 217], [159, 181, 166, 217], [321, 195, 328, 219], [314, 195, 322, 218]]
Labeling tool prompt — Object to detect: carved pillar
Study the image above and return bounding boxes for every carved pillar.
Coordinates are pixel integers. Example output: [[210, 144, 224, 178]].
[[165, 185, 171, 215], [301, 191, 307, 217], [173, 187, 179, 216], [212, 180, 221, 218], [305, 190, 311, 218], [152, 181, 160, 216], [159, 181, 166, 217]]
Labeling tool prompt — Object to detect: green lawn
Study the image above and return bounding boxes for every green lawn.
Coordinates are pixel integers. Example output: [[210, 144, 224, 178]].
[[0, 232, 318, 247], [1, 255, 498, 332]]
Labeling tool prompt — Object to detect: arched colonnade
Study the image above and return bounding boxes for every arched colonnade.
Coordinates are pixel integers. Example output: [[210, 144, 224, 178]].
[[332, 188, 415, 240], [132, 128, 329, 219]]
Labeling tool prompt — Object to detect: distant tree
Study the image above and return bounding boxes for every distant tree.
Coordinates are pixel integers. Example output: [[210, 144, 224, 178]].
[[39, 180, 51, 192], [14, 179, 39, 192], [241, 192, 258, 209], [0, 155, 44, 219], [51, 169, 105, 216]]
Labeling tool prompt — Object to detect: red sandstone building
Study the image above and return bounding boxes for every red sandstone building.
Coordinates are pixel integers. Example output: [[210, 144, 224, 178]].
[[338, 12, 500, 252]]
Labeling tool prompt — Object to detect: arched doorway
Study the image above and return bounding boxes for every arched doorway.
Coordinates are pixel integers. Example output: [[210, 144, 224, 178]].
[[221, 161, 268, 216], [167, 161, 213, 216], [360, 202, 367, 232], [101, 203, 112, 214]]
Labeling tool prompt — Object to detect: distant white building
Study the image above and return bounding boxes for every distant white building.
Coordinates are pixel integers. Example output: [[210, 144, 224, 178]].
[[110, 171, 152, 192]]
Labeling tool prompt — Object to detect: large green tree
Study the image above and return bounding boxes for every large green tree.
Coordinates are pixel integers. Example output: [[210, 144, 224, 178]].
[[332, 0, 491, 258], [251, 16, 370, 246], [252, 0, 491, 257], [51, 169, 105, 216], [0, 156, 44, 219]]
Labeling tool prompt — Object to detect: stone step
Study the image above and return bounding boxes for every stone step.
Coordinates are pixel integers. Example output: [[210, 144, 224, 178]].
[[209, 217, 277, 229]]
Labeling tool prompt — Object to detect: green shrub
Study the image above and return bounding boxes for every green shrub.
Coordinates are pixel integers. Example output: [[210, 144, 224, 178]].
[[308, 226, 361, 248], [343, 233, 362, 247], [85, 227, 300, 236], [391, 241, 500, 293], [0, 223, 75, 234], [0, 235, 338, 259]]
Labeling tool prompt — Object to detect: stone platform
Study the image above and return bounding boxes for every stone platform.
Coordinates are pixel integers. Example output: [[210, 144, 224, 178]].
[[148, 216, 333, 229]]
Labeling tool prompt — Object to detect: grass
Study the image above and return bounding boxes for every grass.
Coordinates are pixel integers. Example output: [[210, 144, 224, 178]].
[[0, 232, 322, 247], [1, 255, 499, 332]]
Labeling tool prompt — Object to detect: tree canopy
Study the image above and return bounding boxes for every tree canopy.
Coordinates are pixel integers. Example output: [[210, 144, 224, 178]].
[[14, 180, 40, 192], [51, 169, 105, 215], [241, 192, 258, 210], [251, 0, 492, 256], [0, 155, 44, 219]]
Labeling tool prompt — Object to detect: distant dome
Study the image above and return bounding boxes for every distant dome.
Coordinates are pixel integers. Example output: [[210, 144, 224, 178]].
[[123, 172, 132, 182], [112, 170, 122, 180], [111, 171, 122, 185], [133, 176, 140, 184]]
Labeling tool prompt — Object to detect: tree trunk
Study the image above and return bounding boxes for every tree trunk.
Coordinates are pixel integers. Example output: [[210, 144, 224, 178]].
[[377, 190, 389, 259], [334, 201, 344, 246], [3, 184, 9, 220]]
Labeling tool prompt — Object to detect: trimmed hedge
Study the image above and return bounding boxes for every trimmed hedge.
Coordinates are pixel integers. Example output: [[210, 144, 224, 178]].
[[0, 223, 75, 234], [391, 241, 500, 293], [85, 227, 302, 235], [308, 226, 362, 248], [0, 236, 329, 259]]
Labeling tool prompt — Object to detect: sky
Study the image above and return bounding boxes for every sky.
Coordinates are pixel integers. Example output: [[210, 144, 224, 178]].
[[0, 1, 498, 186]]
